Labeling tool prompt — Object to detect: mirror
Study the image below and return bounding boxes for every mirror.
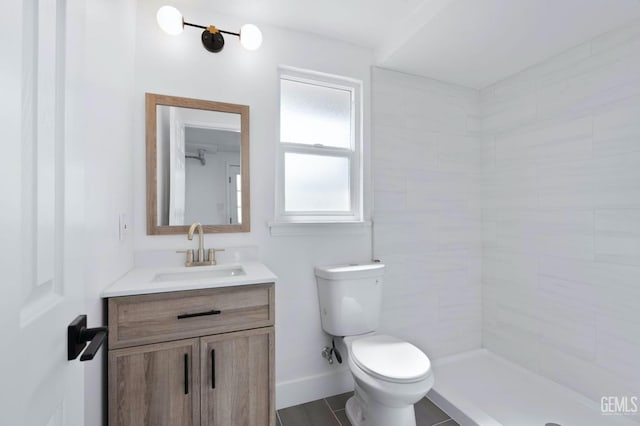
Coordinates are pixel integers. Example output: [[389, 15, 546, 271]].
[[146, 93, 250, 234]]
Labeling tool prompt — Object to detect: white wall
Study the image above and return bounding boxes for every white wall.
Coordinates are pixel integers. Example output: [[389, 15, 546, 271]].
[[81, 1, 136, 424], [131, 0, 373, 409], [480, 19, 640, 408], [371, 68, 483, 359]]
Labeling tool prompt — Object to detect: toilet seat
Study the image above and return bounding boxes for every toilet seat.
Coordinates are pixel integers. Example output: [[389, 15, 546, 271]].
[[350, 334, 431, 384]]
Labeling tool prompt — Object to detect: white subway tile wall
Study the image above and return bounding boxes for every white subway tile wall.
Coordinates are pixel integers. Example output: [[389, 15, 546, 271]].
[[480, 18, 640, 405], [372, 67, 483, 359]]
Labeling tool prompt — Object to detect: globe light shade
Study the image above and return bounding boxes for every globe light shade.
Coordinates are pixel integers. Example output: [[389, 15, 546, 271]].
[[157, 5, 184, 35], [239, 24, 263, 50]]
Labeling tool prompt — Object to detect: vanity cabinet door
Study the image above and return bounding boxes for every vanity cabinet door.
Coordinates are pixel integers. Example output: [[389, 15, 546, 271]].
[[108, 338, 200, 426], [200, 327, 275, 426]]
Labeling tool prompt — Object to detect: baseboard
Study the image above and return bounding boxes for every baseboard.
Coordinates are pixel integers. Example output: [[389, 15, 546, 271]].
[[276, 368, 354, 409]]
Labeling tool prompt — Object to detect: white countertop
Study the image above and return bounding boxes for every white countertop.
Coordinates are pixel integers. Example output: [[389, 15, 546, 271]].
[[102, 261, 277, 298]]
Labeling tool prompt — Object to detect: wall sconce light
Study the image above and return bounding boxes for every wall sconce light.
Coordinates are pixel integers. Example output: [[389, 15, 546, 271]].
[[156, 5, 263, 52]]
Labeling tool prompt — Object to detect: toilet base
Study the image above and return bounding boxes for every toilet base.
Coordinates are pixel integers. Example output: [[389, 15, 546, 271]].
[[345, 388, 417, 426]]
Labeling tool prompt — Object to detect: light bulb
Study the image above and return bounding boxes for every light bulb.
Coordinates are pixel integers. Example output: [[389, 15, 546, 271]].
[[239, 24, 262, 50], [157, 5, 184, 35]]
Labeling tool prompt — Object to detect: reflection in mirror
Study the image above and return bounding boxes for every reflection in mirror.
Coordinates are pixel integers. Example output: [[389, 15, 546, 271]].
[[156, 106, 241, 226], [146, 93, 250, 234]]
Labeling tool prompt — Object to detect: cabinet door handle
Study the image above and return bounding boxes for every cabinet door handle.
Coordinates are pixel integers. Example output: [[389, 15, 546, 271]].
[[211, 349, 216, 389], [184, 353, 189, 395], [177, 309, 222, 319]]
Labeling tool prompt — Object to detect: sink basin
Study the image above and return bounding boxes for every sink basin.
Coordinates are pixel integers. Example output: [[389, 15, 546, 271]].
[[152, 266, 246, 283]]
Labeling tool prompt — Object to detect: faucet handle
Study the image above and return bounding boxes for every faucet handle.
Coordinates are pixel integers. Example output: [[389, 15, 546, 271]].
[[207, 248, 225, 265], [176, 249, 194, 266]]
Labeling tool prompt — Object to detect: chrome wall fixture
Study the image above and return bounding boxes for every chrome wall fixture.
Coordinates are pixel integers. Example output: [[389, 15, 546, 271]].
[[157, 5, 263, 53], [186, 149, 206, 166]]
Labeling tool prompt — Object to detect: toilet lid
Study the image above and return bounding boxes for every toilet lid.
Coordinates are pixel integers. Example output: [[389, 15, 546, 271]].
[[351, 334, 431, 383]]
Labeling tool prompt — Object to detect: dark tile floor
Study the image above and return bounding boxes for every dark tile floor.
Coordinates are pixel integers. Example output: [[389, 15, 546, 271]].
[[277, 392, 459, 426]]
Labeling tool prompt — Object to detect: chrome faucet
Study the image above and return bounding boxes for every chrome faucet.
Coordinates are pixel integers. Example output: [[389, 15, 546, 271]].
[[179, 222, 225, 267], [188, 222, 205, 263]]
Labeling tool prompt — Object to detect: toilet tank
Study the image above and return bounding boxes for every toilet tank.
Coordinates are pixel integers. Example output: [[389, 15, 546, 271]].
[[314, 263, 385, 336]]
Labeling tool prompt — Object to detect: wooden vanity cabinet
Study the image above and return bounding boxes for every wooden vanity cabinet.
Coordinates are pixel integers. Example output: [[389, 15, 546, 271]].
[[107, 283, 275, 426], [108, 339, 200, 426], [201, 328, 274, 425]]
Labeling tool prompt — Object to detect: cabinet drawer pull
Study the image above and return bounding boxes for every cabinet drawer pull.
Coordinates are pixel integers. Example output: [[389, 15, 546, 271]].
[[184, 353, 189, 395], [177, 309, 222, 319], [211, 349, 216, 389]]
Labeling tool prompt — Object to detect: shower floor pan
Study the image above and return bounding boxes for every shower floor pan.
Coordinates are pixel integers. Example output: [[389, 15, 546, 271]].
[[427, 349, 638, 426]]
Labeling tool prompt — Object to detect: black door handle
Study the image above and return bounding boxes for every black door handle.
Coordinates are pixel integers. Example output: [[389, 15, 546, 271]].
[[184, 353, 189, 395], [80, 329, 107, 361], [177, 309, 221, 319], [68, 315, 108, 361]]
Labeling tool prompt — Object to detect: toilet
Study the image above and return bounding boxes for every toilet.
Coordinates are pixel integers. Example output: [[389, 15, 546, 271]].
[[315, 263, 434, 426]]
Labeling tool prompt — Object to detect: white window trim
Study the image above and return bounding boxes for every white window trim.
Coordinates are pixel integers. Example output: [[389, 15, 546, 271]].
[[275, 66, 363, 224], [268, 220, 372, 236]]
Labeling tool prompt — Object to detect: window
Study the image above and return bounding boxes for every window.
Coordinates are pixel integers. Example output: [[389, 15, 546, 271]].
[[276, 67, 362, 223]]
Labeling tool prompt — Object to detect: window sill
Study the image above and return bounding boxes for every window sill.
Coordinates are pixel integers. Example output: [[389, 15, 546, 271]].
[[267, 220, 372, 236]]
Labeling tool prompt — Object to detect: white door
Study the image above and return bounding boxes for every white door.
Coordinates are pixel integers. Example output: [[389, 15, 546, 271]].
[[227, 164, 242, 224], [1, 0, 86, 425]]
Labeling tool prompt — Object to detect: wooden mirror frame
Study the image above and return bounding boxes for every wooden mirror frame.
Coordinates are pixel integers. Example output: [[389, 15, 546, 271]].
[[146, 93, 250, 234]]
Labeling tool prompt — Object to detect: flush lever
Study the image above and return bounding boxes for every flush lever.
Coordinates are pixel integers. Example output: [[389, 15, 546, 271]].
[[68, 315, 108, 361]]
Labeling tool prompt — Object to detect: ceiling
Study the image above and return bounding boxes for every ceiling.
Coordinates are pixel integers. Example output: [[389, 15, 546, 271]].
[[185, 128, 241, 153], [209, 0, 640, 89]]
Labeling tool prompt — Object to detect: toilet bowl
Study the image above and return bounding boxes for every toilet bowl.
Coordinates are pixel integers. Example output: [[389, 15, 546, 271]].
[[343, 334, 434, 426], [314, 263, 434, 426]]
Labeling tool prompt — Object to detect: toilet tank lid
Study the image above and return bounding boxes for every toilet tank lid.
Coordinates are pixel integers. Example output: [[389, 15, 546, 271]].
[[314, 263, 385, 280]]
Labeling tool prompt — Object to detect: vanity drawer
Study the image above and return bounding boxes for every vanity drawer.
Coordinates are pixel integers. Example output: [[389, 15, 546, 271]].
[[108, 283, 274, 349]]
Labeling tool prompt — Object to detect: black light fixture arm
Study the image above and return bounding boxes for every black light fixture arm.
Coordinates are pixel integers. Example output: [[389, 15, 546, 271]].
[[183, 20, 242, 53], [219, 29, 240, 37], [184, 21, 240, 37], [184, 21, 207, 30]]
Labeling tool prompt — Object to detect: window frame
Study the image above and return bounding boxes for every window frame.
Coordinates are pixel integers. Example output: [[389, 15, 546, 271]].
[[276, 67, 363, 223]]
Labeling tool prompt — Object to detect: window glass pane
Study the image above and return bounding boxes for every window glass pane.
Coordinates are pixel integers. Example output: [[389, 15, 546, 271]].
[[284, 153, 350, 212], [281, 79, 351, 149]]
